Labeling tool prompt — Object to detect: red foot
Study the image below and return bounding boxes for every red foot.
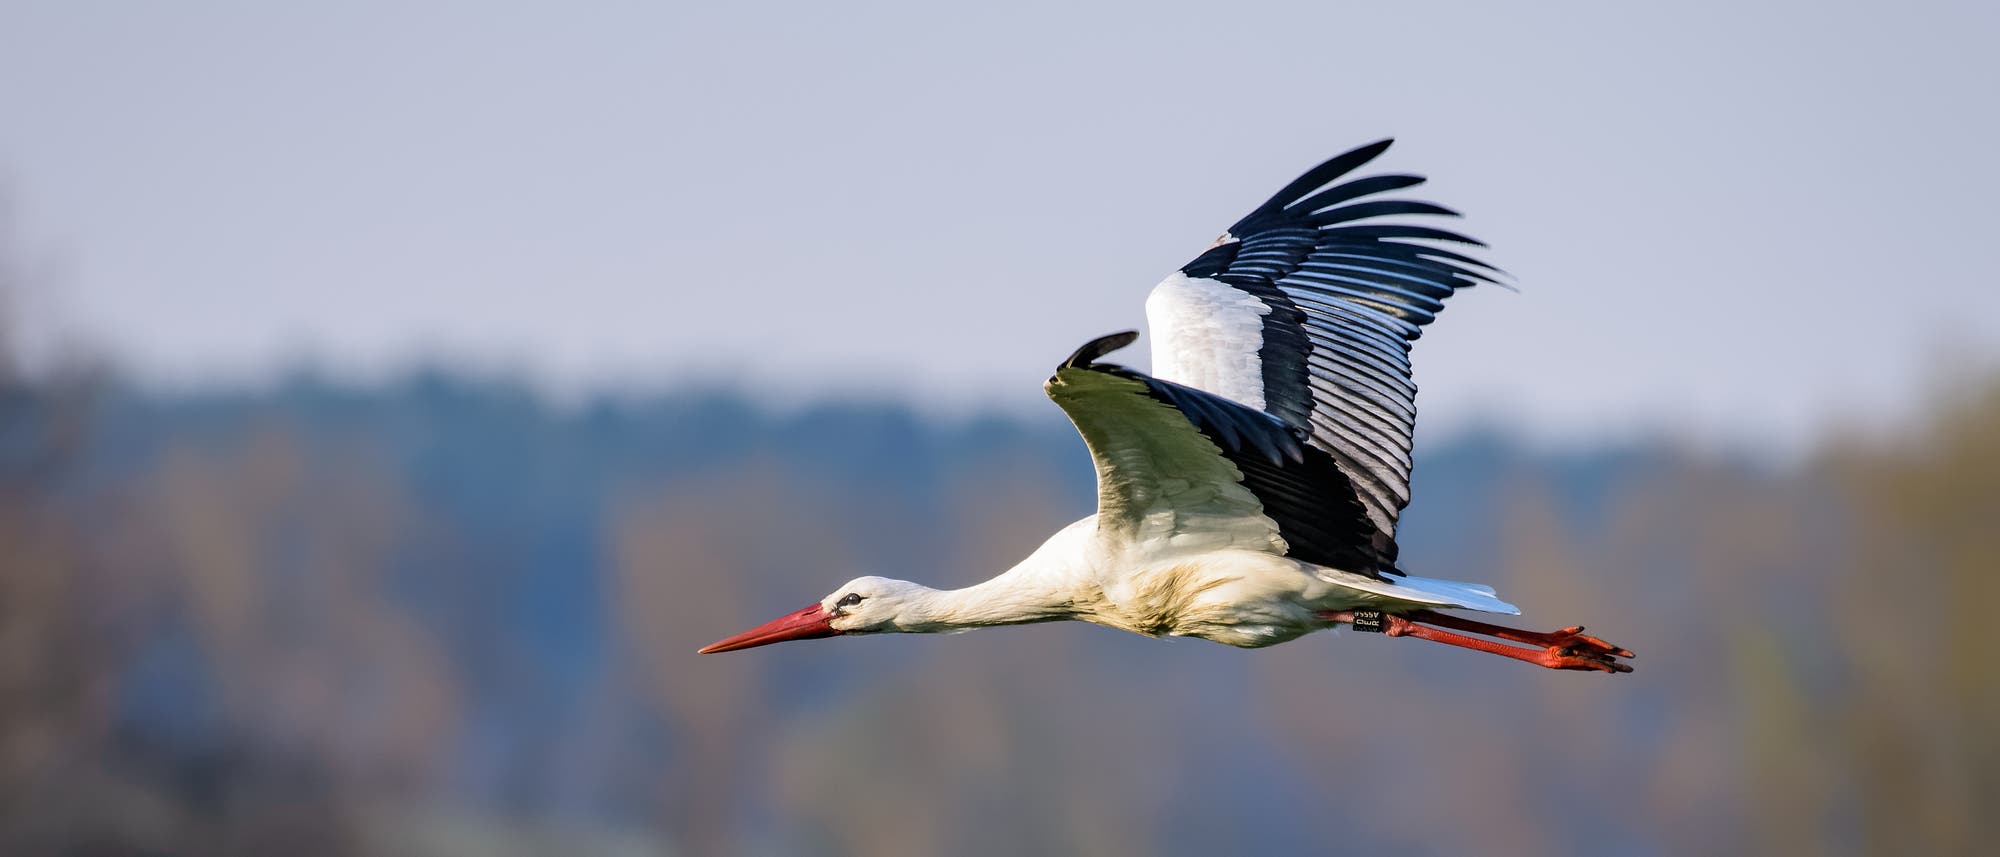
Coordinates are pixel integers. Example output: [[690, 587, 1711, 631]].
[[1522, 637, 1634, 674], [1319, 609, 1635, 674]]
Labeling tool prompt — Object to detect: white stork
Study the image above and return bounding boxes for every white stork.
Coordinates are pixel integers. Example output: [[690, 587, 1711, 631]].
[[700, 140, 1633, 673]]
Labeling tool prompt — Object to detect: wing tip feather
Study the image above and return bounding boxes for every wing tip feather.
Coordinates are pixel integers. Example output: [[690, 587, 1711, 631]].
[[1060, 330, 1140, 370]]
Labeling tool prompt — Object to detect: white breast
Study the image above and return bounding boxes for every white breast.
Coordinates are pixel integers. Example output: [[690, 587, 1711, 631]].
[[1089, 550, 1349, 648]]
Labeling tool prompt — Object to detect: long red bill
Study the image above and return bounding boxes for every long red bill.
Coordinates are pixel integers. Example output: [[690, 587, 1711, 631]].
[[698, 603, 840, 654]]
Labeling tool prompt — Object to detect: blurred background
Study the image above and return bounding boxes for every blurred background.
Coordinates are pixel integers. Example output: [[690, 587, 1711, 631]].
[[3, 1, 1998, 854]]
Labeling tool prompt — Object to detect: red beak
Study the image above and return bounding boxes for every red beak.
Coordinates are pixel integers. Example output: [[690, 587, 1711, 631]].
[[698, 603, 840, 654]]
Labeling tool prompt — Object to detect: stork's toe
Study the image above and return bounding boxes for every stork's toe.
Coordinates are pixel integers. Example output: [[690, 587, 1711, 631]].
[[1546, 627, 1636, 660], [1543, 644, 1634, 674]]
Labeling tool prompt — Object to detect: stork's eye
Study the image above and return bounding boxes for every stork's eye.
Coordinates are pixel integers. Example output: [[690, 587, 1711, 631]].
[[837, 593, 863, 608]]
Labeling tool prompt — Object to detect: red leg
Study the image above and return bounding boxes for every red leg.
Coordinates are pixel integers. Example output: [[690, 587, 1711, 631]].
[[1319, 610, 1634, 674], [1405, 609, 1634, 661]]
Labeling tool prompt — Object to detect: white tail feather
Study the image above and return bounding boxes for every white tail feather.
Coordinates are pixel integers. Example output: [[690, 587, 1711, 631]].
[[1322, 571, 1521, 615]]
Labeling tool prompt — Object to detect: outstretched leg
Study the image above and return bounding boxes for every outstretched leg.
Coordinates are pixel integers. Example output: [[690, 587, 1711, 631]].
[[1318, 609, 1634, 674]]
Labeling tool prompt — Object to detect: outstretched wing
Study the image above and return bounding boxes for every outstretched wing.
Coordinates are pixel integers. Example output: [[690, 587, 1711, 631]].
[[1045, 331, 1395, 577], [1145, 139, 1502, 553]]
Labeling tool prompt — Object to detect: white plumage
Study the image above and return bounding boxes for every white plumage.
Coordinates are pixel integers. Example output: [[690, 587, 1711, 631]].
[[1144, 271, 1272, 411]]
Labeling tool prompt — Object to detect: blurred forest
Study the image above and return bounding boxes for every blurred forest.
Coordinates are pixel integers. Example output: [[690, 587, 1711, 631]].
[[3, 302, 1998, 852]]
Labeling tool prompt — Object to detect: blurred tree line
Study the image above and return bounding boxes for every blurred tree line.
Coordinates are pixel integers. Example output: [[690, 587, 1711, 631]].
[[1, 244, 1995, 852]]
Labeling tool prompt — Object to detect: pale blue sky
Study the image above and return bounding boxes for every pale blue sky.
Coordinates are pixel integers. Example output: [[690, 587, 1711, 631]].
[[3, 1, 1996, 451]]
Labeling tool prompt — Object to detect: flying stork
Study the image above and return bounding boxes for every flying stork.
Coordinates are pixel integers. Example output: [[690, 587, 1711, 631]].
[[700, 140, 1633, 673]]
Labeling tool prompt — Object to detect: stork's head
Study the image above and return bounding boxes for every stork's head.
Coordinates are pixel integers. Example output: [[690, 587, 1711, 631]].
[[697, 576, 930, 653]]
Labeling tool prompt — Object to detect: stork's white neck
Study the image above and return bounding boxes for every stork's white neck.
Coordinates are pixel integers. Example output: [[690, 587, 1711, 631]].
[[894, 568, 1084, 632], [887, 519, 1100, 633]]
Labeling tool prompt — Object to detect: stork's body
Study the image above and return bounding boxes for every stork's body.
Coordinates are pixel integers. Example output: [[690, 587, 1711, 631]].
[[701, 140, 1633, 673], [841, 514, 1512, 649]]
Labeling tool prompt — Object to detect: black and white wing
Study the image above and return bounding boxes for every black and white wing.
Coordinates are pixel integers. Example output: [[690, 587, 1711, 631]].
[[1145, 139, 1503, 571], [1046, 331, 1391, 578]]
